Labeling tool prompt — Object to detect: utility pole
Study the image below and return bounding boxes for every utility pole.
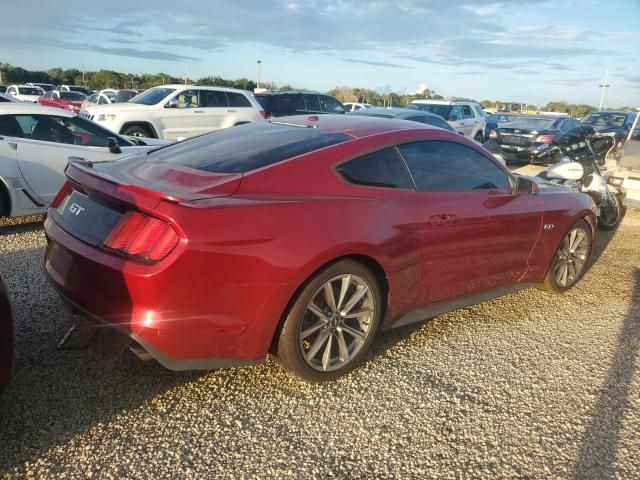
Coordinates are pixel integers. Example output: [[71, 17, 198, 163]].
[[184, 67, 188, 85], [598, 69, 609, 111], [257, 60, 262, 89]]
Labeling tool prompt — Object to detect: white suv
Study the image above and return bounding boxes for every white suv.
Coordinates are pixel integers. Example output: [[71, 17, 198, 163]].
[[408, 100, 486, 142], [81, 85, 265, 141]]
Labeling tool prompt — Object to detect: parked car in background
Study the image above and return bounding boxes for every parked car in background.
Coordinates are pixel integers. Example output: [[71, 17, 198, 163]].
[[5, 85, 44, 103], [254, 91, 345, 118], [580, 111, 637, 160], [0, 86, 7, 93], [81, 89, 138, 111], [485, 112, 519, 139], [81, 85, 264, 140], [43, 115, 595, 381], [0, 104, 167, 218], [347, 107, 455, 132], [57, 85, 91, 95], [0, 93, 21, 103], [38, 90, 86, 113], [26, 82, 55, 92], [0, 273, 13, 393], [490, 115, 593, 164], [344, 102, 374, 112], [408, 100, 486, 142]]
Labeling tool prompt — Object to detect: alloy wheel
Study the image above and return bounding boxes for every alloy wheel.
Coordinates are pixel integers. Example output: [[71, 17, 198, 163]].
[[299, 274, 375, 372], [554, 226, 590, 288]]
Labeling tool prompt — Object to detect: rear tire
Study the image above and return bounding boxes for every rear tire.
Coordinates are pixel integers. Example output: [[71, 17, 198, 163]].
[[275, 260, 383, 382], [538, 219, 592, 293], [474, 131, 484, 143], [122, 124, 154, 138]]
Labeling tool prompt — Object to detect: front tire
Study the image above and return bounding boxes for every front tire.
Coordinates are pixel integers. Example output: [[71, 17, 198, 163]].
[[598, 192, 622, 230], [538, 219, 592, 293], [121, 124, 154, 138], [275, 260, 383, 382]]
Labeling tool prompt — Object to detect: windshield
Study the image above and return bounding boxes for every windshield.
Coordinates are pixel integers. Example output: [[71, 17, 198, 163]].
[[69, 86, 89, 93], [407, 103, 451, 117], [502, 117, 556, 130], [581, 113, 627, 128], [60, 92, 86, 101], [130, 87, 176, 105], [18, 87, 43, 95]]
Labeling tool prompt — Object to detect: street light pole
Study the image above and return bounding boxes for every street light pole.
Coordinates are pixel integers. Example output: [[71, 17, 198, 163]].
[[257, 60, 262, 89], [598, 69, 609, 111]]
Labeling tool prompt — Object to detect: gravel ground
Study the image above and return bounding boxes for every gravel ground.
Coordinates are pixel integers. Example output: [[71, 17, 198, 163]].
[[0, 210, 638, 479]]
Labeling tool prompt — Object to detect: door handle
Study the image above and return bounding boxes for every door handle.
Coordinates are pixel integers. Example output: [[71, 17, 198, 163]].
[[8, 142, 17, 150], [429, 214, 458, 227], [194, 110, 205, 113], [227, 109, 237, 113]]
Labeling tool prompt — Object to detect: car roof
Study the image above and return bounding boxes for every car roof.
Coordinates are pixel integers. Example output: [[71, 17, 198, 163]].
[[254, 91, 321, 96], [586, 110, 633, 115], [159, 84, 252, 94], [0, 103, 75, 116], [270, 113, 437, 139]]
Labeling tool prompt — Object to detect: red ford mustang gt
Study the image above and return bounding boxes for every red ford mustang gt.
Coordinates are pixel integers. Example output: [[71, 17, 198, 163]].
[[43, 116, 596, 381]]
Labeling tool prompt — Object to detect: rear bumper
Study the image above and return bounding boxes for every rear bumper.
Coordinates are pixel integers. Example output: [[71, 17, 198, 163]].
[[43, 214, 292, 370]]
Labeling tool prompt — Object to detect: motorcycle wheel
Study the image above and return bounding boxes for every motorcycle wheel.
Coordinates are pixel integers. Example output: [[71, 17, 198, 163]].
[[598, 193, 623, 230]]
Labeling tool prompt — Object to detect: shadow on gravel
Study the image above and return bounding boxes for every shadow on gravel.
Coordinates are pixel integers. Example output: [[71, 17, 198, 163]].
[[0, 247, 205, 475], [589, 222, 621, 267], [574, 267, 640, 478], [0, 220, 43, 238]]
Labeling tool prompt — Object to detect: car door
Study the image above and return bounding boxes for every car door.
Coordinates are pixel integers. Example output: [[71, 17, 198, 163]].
[[447, 105, 466, 136], [157, 89, 206, 141], [197, 89, 234, 133], [13, 113, 141, 204], [461, 105, 477, 137], [397, 140, 543, 303]]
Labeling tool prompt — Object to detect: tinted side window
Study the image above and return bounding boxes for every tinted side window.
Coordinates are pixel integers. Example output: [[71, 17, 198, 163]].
[[337, 148, 413, 189], [275, 95, 305, 114], [398, 141, 509, 191], [227, 92, 251, 107], [321, 96, 345, 113], [176, 89, 201, 108], [304, 95, 322, 112], [449, 105, 464, 120], [200, 90, 228, 108], [462, 105, 474, 119], [0, 115, 24, 136]]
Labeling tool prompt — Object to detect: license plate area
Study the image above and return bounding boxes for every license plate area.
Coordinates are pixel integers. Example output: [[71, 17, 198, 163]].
[[55, 190, 123, 246]]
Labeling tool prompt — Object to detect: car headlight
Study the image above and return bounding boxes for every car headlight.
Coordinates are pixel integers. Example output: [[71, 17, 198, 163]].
[[607, 176, 624, 187], [600, 132, 617, 137], [97, 114, 117, 121]]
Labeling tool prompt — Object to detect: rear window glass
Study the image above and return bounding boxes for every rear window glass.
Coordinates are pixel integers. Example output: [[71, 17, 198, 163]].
[[504, 117, 557, 129], [254, 95, 273, 111], [142, 122, 351, 173]]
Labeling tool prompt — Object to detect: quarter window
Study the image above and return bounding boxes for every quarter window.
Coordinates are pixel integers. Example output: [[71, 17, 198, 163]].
[[337, 148, 414, 189], [462, 105, 474, 119], [398, 141, 510, 191]]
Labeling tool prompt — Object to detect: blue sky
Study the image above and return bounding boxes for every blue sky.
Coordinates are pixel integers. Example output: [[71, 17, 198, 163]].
[[2, 0, 639, 107]]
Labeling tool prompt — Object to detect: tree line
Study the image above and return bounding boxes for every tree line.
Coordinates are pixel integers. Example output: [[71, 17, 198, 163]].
[[1, 63, 632, 115]]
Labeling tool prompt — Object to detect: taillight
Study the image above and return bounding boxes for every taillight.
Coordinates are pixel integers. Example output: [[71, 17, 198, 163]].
[[52, 181, 73, 208], [489, 130, 497, 138], [535, 134, 554, 144], [103, 211, 179, 262], [261, 110, 272, 119]]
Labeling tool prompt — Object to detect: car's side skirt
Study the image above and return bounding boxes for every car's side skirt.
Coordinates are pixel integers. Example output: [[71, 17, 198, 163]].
[[385, 283, 534, 330]]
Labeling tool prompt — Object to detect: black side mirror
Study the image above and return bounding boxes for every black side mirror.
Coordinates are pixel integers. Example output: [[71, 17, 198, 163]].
[[107, 137, 121, 154], [515, 176, 539, 195]]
